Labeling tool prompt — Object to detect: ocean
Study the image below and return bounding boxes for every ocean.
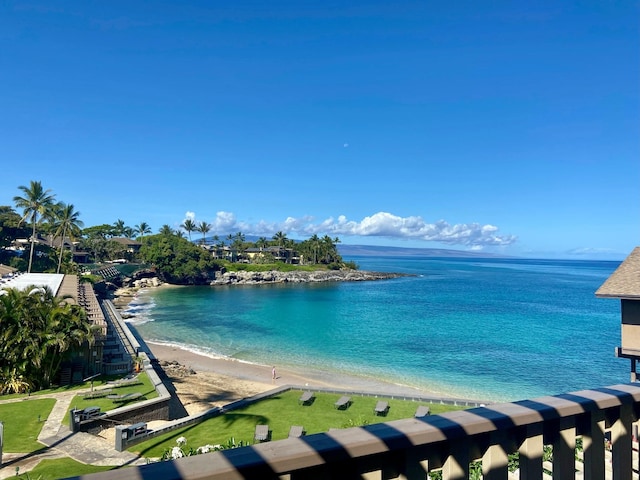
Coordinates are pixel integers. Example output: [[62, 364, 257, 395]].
[[125, 255, 627, 402]]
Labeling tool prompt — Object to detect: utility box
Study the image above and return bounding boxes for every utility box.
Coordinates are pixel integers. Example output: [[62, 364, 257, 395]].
[[115, 422, 148, 452], [70, 406, 102, 432]]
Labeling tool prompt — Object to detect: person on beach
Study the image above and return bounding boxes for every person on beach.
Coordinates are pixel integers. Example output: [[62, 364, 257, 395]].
[[272, 366, 276, 383]]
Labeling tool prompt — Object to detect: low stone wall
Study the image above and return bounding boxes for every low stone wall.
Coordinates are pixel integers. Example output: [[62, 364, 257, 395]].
[[211, 269, 408, 285]]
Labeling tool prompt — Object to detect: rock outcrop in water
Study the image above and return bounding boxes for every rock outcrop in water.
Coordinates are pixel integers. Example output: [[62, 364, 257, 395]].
[[210, 270, 408, 285]]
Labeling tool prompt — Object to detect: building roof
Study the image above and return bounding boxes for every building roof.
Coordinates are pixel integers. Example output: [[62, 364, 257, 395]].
[[595, 247, 640, 299], [0, 273, 65, 296]]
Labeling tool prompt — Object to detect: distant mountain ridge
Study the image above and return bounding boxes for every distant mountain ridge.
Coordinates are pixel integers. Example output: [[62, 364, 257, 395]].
[[204, 234, 507, 258], [337, 244, 509, 258]]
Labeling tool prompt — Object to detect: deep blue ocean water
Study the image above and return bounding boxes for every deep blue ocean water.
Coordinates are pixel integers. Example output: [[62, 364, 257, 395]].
[[126, 256, 627, 402]]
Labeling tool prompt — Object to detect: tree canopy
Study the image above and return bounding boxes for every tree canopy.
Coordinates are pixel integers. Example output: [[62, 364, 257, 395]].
[[139, 234, 220, 285], [0, 286, 97, 393]]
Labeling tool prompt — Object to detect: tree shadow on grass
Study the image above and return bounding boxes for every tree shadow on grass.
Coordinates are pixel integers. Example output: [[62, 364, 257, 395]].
[[220, 412, 269, 429]]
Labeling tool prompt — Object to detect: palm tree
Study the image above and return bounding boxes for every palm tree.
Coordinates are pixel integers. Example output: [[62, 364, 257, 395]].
[[0, 285, 96, 391], [159, 224, 174, 235], [233, 231, 245, 247], [13, 181, 56, 272], [51, 202, 84, 274], [181, 219, 196, 242], [135, 222, 151, 239], [113, 219, 128, 237], [309, 234, 320, 264], [197, 221, 211, 245], [256, 237, 268, 249], [273, 231, 287, 247]]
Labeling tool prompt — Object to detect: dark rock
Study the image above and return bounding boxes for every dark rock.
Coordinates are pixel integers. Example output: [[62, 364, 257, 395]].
[[210, 270, 411, 286]]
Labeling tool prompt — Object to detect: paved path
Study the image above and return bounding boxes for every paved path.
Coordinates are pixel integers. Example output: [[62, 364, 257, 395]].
[[0, 390, 146, 479]]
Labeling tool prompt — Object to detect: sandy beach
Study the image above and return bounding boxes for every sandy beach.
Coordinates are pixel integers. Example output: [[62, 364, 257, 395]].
[[145, 341, 442, 417]]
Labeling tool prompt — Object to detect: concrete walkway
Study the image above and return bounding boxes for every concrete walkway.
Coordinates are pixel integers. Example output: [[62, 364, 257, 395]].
[[0, 390, 146, 479]]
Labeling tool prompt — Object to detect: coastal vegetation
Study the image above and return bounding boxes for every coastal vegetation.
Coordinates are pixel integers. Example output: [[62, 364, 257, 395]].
[[0, 286, 97, 394], [138, 234, 219, 285]]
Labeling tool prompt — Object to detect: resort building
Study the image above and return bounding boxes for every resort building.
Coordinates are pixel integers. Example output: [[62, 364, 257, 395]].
[[597, 246, 640, 382], [110, 237, 142, 255], [9, 234, 91, 264], [243, 246, 300, 264]]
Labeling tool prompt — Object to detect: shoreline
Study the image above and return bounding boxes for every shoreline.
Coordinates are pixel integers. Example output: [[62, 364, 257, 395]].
[[145, 340, 477, 402]]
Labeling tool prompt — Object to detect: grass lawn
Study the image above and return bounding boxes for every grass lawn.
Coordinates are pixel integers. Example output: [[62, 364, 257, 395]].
[[9, 458, 115, 479], [131, 390, 466, 458], [65, 372, 158, 417], [0, 398, 56, 452], [0, 382, 97, 401]]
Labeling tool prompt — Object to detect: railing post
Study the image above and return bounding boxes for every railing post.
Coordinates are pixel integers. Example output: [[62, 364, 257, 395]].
[[519, 423, 543, 480], [442, 439, 470, 480], [583, 410, 605, 480], [398, 448, 429, 480], [483, 431, 509, 480], [552, 418, 576, 479], [612, 403, 633, 480]]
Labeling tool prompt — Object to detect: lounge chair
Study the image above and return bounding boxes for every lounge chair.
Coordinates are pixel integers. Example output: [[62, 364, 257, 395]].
[[334, 395, 351, 410], [254, 424, 270, 442], [415, 405, 430, 417], [288, 425, 305, 438], [374, 400, 390, 416], [83, 388, 113, 399], [107, 392, 143, 403], [298, 391, 315, 405]]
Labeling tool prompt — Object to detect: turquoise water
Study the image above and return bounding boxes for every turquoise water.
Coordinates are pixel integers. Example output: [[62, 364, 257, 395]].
[[127, 256, 627, 402]]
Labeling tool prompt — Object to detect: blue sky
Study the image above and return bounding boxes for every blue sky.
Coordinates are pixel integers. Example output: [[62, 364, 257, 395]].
[[1, 1, 638, 259]]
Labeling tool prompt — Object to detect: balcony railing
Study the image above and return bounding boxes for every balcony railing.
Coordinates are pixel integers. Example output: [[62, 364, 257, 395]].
[[73, 383, 640, 480]]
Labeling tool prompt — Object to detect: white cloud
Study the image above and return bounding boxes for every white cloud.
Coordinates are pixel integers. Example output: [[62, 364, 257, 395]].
[[200, 210, 517, 248], [184, 211, 196, 222], [212, 211, 239, 232]]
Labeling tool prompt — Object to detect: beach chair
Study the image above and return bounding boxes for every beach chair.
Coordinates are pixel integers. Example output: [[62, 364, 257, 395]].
[[415, 405, 430, 417], [288, 425, 305, 438], [374, 400, 389, 416], [254, 424, 270, 442], [298, 391, 315, 405], [334, 395, 351, 410]]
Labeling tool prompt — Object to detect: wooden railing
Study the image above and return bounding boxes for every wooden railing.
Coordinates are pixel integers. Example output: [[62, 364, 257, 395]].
[[73, 383, 640, 480]]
